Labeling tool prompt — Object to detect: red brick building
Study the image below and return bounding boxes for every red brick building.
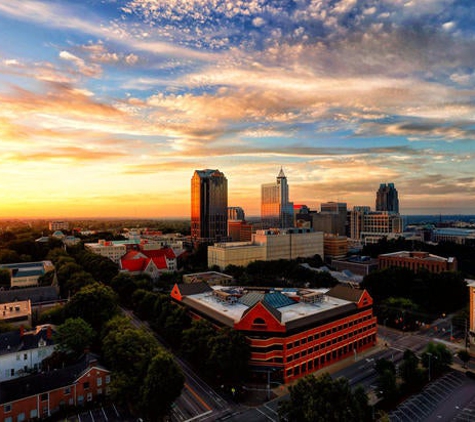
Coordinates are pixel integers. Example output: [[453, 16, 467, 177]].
[[171, 283, 377, 384], [0, 355, 110, 421], [378, 251, 457, 273]]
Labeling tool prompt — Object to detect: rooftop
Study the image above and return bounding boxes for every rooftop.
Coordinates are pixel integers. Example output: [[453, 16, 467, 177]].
[[180, 285, 356, 325]]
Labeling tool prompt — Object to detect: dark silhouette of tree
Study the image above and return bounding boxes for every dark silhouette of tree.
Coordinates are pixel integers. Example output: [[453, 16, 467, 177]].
[[181, 319, 216, 369], [54, 317, 96, 358], [139, 350, 185, 421], [374, 358, 398, 402], [279, 373, 371, 422]]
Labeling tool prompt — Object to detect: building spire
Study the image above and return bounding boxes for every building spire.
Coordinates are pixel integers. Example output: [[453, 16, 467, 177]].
[[277, 167, 286, 179]]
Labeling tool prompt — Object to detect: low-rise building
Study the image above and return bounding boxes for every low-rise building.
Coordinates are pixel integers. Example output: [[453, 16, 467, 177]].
[[0, 261, 55, 289], [324, 234, 348, 260], [378, 251, 457, 273], [332, 256, 379, 277], [0, 325, 55, 382], [0, 301, 32, 329], [183, 271, 234, 286], [208, 228, 324, 270], [84, 240, 127, 264], [171, 282, 377, 384], [0, 354, 110, 421]]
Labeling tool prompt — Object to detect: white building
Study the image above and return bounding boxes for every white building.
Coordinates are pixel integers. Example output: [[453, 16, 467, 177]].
[[0, 325, 55, 382], [84, 240, 127, 264], [0, 261, 55, 289], [208, 228, 324, 270]]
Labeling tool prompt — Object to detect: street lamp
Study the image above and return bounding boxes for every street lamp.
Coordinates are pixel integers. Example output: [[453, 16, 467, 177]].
[[427, 353, 432, 381]]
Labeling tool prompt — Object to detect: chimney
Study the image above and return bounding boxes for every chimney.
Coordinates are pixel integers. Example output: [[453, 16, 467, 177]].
[[20, 325, 24, 337], [46, 325, 52, 340]]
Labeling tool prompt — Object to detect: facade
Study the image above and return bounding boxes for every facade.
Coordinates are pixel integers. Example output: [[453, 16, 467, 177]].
[[48, 221, 69, 231], [350, 207, 402, 242], [0, 355, 110, 421], [208, 228, 324, 270], [378, 251, 457, 273], [84, 240, 127, 264], [183, 271, 234, 286], [120, 247, 177, 280], [0, 325, 55, 383], [0, 261, 55, 289], [468, 280, 475, 345], [228, 207, 245, 221], [228, 220, 253, 242], [323, 234, 348, 260], [191, 169, 228, 244], [208, 242, 266, 270], [0, 301, 32, 329], [431, 228, 475, 245], [171, 283, 377, 384], [375, 183, 399, 213], [261, 169, 294, 229], [332, 256, 379, 276]]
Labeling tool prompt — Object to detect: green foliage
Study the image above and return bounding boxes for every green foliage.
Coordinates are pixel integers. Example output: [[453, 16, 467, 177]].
[[399, 349, 425, 391], [54, 318, 96, 357], [111, 273, 138, 307], [64, 283, 119, 332], [38, 305, 66, 325], [139, 350, 185, 421], [206, 327, 251, 384], [181, 319, 216, 368], [224, 256, 335, 288], [457, 349, 471, 368], [421, 342, 453, 379], [374, 358, 398, 402], [0, 249, 21, 264], [362, 267, 468, 325], [74, 250, 119, 284], [279, 373, 371, 422], [102, 321, 161, 411]]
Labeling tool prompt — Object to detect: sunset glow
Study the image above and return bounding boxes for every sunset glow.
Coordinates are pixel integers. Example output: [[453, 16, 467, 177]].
[[1, 1, 474, 218]]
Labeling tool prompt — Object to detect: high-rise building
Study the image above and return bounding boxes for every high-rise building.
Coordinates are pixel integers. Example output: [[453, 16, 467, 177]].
[[191, 169, 228, 244], [350, 207, 402, 243], [261, 168, 294, 229], [228, 206, 245, 221], [376, 183, 399, 213]]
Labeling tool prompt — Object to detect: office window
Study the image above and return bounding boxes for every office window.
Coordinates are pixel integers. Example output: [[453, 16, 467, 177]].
[[4, 403, 12, 412], [83, 381, 90, 390], [23, 353, 27, 360], [97, 377, 102, 387], [40, 393, 48, 402]]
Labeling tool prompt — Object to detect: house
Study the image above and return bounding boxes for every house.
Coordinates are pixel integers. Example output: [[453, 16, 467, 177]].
[[0, 301, 32, 329], [0, 261, 55, 289], [0, 325, 55, 382], [0, 354, 110, 421], [120, 247, 178, 280]]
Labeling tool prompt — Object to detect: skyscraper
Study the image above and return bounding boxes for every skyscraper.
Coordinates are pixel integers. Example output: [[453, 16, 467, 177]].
[[261, 168, 294, 229], [376, 183, 399, 213], [191, 169, 228, 243]]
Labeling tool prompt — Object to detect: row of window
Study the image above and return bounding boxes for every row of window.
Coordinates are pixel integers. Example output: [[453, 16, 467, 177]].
[[285, 334, 376, 379], [286, 314, 374, 350], [286, 323, 376, 362]]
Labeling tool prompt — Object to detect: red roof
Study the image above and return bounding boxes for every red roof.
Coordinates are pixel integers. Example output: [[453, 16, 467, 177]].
[[151, 256, 168, 270], [120, 257, 148, 272], [121, 250, 147, 260], [141, 247, 176, 260]]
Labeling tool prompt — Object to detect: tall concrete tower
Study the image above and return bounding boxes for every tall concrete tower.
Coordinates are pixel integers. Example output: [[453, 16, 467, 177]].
[[261, 168, 294, 229]]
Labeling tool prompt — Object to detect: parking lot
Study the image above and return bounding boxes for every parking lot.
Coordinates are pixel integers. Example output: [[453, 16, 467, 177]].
[[389, 371, 475, 421], [66, 404, 129, 422]]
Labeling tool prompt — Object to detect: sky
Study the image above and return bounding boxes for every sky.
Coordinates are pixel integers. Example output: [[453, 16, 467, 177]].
[[0, 0, 474, 219]]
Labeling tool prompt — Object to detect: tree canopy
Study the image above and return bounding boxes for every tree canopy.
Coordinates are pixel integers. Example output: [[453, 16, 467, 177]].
[[279, 373, 371, 422]]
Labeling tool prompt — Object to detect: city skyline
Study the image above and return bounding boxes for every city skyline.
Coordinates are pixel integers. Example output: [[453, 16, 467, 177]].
[[1, 1, 475, 218]]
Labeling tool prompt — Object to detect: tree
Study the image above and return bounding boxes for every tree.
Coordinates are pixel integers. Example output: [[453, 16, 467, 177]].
[[139, 350, 185, 421], [102, 323, 160, 411], [206, 328, 250, 384], [181, 319, 216, 368], [0, 268, 11, 288], [54, 317, 96, 357], [111, 273, 138, 307], [457, 350, 471, 368], [64, 283, 119, 332], [374, 358, 398, 402], [399, 349, 424, 392], [278, 373, 371, 422], [421, 342, 453, 380]]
